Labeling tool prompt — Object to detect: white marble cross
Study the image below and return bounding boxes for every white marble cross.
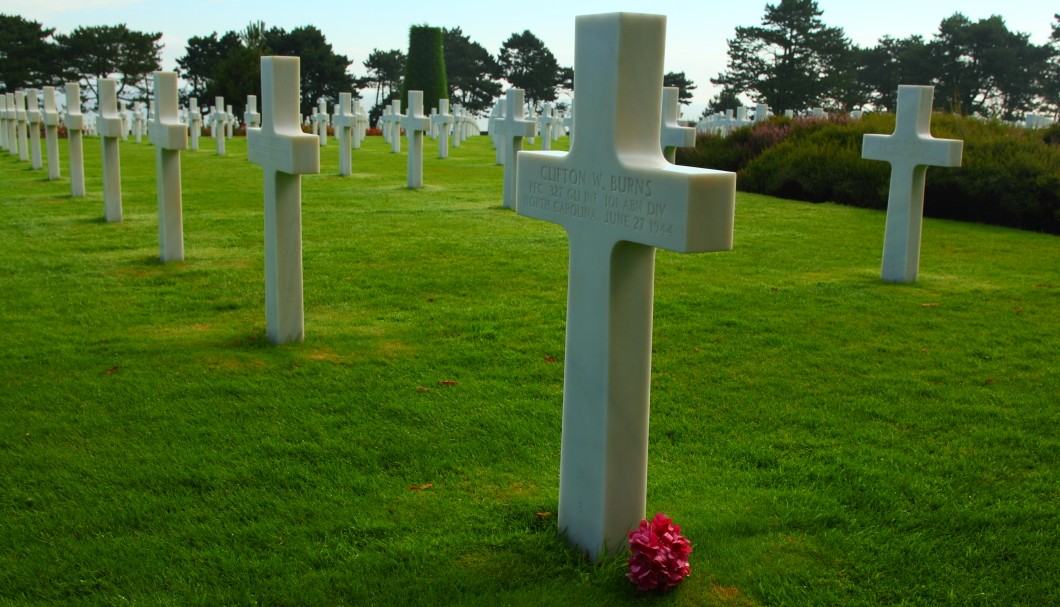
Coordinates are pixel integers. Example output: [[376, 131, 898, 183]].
[[26, 89, 43, 169], [42, 86, 61, 180], [388, 99, 403, 154], [352, 99, 368, 149], [402, 91, 431, 189], [431, 98, 453, 159], [244, 95, 261, 129], [14, 91, 29, 162], [97, 79, 124, 222], [862, 85, 963, 283], [0, 95, 9, 153], [64, 83, 85, 197], [538, 102, 554, 151], [149, 71, 189, 262], [660, 86, 694, 164], [6, 93, 21, 156], [212, 97, 226, 155], [516, 12, 736, 560], [247, 56, 321, 344], [495, 88, 537, 209], [332, 92, 356, 176], [313, 98, 329, 146], [188, 98, 201, 151]]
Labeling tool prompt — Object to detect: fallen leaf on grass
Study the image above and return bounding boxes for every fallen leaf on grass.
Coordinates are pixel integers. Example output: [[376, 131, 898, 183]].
[[426, 297, 435, 303], [408, 483, 433, 491], [103, 366, 119, 376], [921, 303, 939, 308], [1015, 308, 1024, 315], [544, 355, 556, 363], [439, 380, 459, 386], [985, 378, 996, 384], [416, 386, 429, 392], [535, 512, 553, 519]]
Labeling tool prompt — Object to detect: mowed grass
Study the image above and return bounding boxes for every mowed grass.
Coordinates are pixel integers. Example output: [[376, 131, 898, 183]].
[[0, 130, 1057, 606]]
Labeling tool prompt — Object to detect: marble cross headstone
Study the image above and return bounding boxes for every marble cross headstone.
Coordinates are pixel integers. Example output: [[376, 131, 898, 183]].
[[352, 99, 367, 149], [244, 94, 261, 129], [212, 97, 226, 155], [149, 71, 189, 262], [64, 83, 86, 197], [247, 56, 321, 344], [15, 91, 29, 162], [862, 85, 963, 283], [516, 12, 736, 560], [402, 90, 431, 189], [6, 93, 20, 156], [660, 86, 694, 164], [41, 86, 61, 180], [97, 79, 124, 222], [0, 96, 8, 152], [495, 88, 536, 209], [332, 92, 356, 176], [0, 95, 9, 153], [313, 98, 329, 146], [431, 98, 453, 159], [538, 102, 554, 151], [26, 89, 43, 169], [389, 99, 403, 154], [188, 98, 201, 151]]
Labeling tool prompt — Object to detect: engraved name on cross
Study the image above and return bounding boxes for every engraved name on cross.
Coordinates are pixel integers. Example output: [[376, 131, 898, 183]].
[[247, 56, 321, 344], [862, 85, 963, 283], [516, 12, 736, 560]]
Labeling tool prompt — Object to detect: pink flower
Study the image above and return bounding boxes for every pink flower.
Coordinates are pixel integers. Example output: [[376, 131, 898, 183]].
[[627, 512, 692, 592]]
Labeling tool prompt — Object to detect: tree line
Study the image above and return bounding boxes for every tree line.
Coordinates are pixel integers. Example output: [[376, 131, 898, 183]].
[[710, 0, 1060, 120]]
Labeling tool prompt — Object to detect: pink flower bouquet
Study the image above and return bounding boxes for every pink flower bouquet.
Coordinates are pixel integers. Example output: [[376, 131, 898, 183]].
[[627, 512, 692, 592]]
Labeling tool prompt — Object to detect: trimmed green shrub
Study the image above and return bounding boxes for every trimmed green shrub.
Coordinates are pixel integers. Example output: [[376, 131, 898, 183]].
[[679, 114, 1060, 234], [400, 25, 448, 116]]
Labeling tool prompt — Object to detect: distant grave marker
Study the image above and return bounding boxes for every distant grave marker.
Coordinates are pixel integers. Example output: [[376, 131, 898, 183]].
[[149, 71, 189, 262], [26, 89, 43, 169], [15, 91, 29, 162], [862, 85, 963, 283], [247, 56, 321, 344], [659, 86, 694, 164], [42, 86, 61, 180], [332, 92, 356, 176], [495, 88, 536, 209], [431, 98, 453, 159], [402, 90, 431, 189], [96, 79, 124, 222], [64, 83, 85, 197]]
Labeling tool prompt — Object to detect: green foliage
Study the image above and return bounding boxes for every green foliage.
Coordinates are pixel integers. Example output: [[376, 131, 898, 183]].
[[1, 135, 1058, 605], [264, 25, 356, 117], [0, 13, 59, 92], [400, 25, 448, 118], [443, 27, 501, 116], [361, 48, 406, 125], [176, 31, 243, 102], [498, 30, 565, 106], [55, 24, 163, 104], [680, 114, 1060, 234], [663, 71, 696, 106], [711, 0, 853, 111]]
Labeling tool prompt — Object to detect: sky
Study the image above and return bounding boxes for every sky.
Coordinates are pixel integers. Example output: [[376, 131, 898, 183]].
[[7, 0, 1058, 119]]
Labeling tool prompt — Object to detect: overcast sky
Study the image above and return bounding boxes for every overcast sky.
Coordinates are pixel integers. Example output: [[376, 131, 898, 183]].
[[7, 0, 1057, 118]]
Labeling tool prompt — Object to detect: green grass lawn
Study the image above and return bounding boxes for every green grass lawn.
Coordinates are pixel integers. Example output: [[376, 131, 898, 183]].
[[1, 131, 1057, 606]]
